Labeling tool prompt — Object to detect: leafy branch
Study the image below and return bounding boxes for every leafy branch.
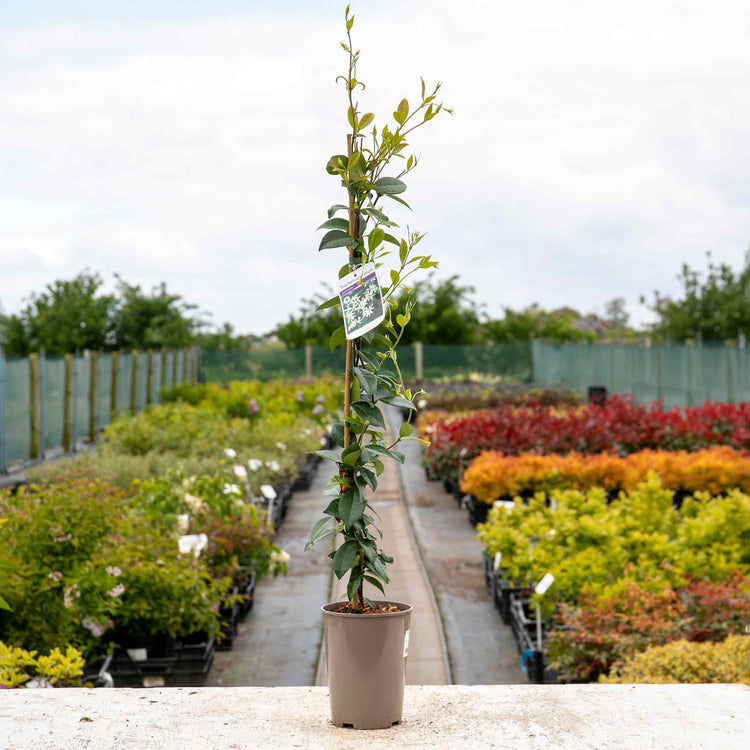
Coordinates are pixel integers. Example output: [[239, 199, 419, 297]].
[[306, 5, 451, 612]]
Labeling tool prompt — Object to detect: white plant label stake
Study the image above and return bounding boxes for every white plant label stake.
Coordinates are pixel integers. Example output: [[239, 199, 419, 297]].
[[534, 573, 555, 650], [493, 551, 502, 571], [338, 262, 385, 340]]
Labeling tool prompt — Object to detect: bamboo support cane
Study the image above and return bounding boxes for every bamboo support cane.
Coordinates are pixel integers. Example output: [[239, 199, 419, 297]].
[[343, 134, 356, 450]]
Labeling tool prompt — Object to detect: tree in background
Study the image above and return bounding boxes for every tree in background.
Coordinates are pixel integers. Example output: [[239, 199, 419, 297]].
[[0, 271, 245, 356], [0, 271, 115, 356], [194, 322, 251, 352], [112, 276, 200, 350], [604, 297, 629, 329], [395, 274, 480, 345], [646, 251, 750, 342], [273, 283, 344, 349], [483, 304, 595, 343]]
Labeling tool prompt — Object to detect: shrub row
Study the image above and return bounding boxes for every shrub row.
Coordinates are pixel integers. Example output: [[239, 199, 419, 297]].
[[476, 478, 750, 680], [462, 446, 750, 503], [422, 396, 750, 482]]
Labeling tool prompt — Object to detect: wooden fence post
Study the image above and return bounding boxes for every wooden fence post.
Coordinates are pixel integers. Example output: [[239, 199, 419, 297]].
[[182, 347, 189, 383], [146, 349, 154, 406], [29, 353, 41, 459], [130, 350, 139, 415], [305, 344, 313, 378], [415, 341, 424, 383], [111, 351, 119, 419], [63, 353, 74, 452], [171, 349, 178, 386], [190, 346, 198, 384], [160, 349, 167, 394], [88, 350, 98, 442]]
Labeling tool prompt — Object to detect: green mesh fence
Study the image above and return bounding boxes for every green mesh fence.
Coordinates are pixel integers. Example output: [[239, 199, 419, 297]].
[[201, 343, 532, 385], [43, 356, 66, 452], [532, 341, 749, 407], [1, 348, 196, 472], [4, 358, 30, 466]]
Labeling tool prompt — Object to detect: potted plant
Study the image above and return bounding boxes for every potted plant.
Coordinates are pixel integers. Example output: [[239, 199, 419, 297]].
[[305, 6, 450, 730]]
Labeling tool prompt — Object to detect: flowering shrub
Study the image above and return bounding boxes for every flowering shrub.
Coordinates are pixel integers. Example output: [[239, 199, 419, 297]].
[[462, 447, 750, 503], [0, 463, 286, 657], [548, 575, 750, 681], [423, 396, 750, 481], [601, 635, 750, 684]]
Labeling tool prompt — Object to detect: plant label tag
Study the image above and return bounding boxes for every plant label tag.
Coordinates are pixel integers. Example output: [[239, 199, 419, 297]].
[[338, 262, 385, 340], [260, 485, 277, 501], [127, 648, 147, 662], [403, 629, 410, 658], [535, 572, 555, 596], [493, 552, 502, 571], [143, 675, 165, 688]]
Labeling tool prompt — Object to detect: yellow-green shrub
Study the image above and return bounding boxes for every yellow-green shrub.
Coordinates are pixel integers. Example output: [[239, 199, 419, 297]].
[[602, 635, 750, 684]]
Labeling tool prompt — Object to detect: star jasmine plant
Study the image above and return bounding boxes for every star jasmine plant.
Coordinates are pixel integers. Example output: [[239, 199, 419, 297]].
[[305, 6, 451, 613]]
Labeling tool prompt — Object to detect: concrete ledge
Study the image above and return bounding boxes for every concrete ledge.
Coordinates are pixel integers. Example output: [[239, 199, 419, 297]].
[[1, 684, 747, 749]]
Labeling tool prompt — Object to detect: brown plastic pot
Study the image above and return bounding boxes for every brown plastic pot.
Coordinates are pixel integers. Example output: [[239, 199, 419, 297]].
[[322, 600, 412, 730]]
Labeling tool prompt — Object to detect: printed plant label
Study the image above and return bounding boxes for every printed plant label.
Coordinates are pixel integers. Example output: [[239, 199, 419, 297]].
[[338, 262, 385, 340]]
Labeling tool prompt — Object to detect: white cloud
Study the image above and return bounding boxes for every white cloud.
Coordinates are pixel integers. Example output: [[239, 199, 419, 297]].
[[1, 1, 748, 332]]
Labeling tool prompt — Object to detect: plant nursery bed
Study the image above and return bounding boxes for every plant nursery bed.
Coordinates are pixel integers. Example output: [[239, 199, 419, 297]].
[[100, 633, 216, 688]]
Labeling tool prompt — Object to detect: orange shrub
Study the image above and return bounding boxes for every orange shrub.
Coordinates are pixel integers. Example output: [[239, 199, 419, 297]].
[[461, 446, 750, 504]]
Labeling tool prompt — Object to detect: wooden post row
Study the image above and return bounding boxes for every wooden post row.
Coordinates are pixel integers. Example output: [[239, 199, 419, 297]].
[[111, 351, 119, 420]]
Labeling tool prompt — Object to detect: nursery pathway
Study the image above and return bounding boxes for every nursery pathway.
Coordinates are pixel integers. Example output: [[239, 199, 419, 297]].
[[396, 409, 527, 685], [207, 464, 333, 687]]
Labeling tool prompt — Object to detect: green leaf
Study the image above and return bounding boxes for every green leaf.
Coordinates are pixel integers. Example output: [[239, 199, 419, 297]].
[[359, 112, 375, 129], [358, 349, 381, 370], [0, 593, 10, 611], [399, 422, 413, 438], [367, 227, 385, 253], [306, 517, 335, 551], [379, 393, 415, 411], [310, 449, 341, 463], [330, 325, 346, 352], [352, 400, 386, 428], [370, 556, 389, 583], [348, 106, 356, 128], [365, 443, 405, 464], [323, 498, 340, 517], [319, 230, 356, 251], [399, 240, 408, 264], [352, 366, 377, 397], [385, 194, 411, 209], [339, 489, 367, 530], [331, 421, 345, 447], [393, 98, 409, 125], [333, 541, 359, 579], [347, 568, 363, 601], [326, 154, 348, 175], [328, 203, 349, 218], [383, 233, 400, 246], [318, 218, 350, 232], [381, 551, 394, 564], [341, 444, 362, 468], [364, 575, 385, 594], [373, 177, 407, 195], [359, 466, 378, 491], [315, 295, 341, 312]]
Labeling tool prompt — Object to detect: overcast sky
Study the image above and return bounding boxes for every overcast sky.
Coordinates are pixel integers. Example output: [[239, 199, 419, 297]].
[[1, 0, 748, 334]]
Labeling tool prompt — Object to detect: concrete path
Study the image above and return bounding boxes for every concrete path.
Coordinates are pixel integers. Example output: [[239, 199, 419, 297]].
[[396, 410, 527, 684], [208, 464, 333, 686], [6, 685, 749, 749]]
